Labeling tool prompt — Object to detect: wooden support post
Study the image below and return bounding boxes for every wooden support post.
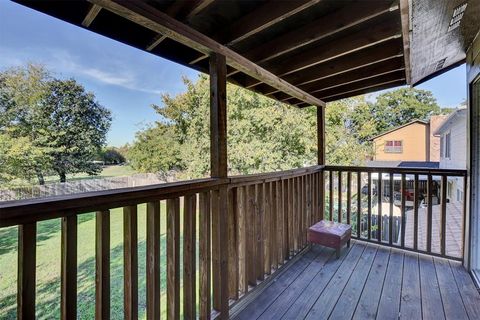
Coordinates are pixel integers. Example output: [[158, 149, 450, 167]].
[[95, 211, 110, 320], [18, 223, 36, 320], [209, 52, 229, 319], [61, 215, 77, 319]]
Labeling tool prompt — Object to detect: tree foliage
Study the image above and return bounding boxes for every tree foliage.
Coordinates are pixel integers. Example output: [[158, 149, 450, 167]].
[[0, 64, 112, 184], [129, 77, 450, 177]]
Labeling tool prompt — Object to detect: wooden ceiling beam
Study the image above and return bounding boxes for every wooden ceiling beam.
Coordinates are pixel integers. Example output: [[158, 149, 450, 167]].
[[271, 17, 402, 77], [146, 0, 216, 52], [282, 65, 406, 103], [314, 71, 406, 100], [244, 1, 399, 64], [242, 38, 404, 89], [82, 4, 102, 27], [322, 79, 406, 102], [222, 0, 322, 47], [188, 0, 321, 65], [91, 0, 325, 107], [300, 57, 406, 94]]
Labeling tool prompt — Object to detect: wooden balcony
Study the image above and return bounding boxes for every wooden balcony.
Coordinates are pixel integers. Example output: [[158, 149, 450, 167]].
[[233, 240, 480, 320], [1, 165, 478, 319]]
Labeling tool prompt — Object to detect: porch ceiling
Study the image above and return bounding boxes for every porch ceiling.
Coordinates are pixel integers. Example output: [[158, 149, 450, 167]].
[[13, 0, 479, 107]]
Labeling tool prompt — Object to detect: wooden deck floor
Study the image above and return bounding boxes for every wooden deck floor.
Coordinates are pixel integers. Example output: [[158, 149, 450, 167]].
[[234, 241, 480, 320]]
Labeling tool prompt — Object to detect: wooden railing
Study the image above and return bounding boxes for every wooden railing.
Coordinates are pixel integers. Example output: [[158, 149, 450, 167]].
[[0, 164, 468, 319], [0, 166, 322, 319], [323, 165, 468, 261]]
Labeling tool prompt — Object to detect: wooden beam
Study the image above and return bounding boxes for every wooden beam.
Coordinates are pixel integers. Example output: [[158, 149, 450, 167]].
[[91, 0, 325, 107], [244, 2, 398, 64], [210, 53, 228, 178], [222, 0, 321, 47], [322, 79, 406, 102], [146, 34, 167, 51], [399, 0, 412, 84], [189, 0, 321, 64], [146, 0, 215, 52], [314, 70, 406, 99], [269, 16, 402, 77], [243, 38, 404, 90], [82, 4, 102, 27], [293, 58, 405, 97]]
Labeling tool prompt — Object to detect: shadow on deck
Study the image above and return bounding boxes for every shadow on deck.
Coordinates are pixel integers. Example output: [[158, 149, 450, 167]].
[[233, 240, 480, 320]]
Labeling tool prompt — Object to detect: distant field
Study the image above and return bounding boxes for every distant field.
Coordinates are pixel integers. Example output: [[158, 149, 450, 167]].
[[46, 165, 138, 182], [0, 202, 197, 319]]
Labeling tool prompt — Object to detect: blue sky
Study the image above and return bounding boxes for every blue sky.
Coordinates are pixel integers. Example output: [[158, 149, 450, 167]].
[[0, 1, 467, 146]]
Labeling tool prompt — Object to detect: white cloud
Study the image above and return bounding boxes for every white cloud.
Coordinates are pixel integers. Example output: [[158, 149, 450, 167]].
[[0, 46, 164, 95]]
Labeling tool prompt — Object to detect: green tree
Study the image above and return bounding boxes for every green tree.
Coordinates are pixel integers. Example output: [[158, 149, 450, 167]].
[[369, 88, 441, 134], [0, 64, 112, 184], [128, 75, 318, 178]]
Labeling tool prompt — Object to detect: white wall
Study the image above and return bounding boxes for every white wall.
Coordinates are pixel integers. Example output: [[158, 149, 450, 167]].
[[439, 114, 467, 169]]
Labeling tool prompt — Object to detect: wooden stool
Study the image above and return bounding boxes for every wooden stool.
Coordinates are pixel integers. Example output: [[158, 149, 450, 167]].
[[308, 220, 352, 258]]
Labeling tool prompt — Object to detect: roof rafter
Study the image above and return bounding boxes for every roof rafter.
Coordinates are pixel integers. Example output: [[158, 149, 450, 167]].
[[82, 4, 102, 27], [245, 43, 403, 92], [322, 79, 406, 102], [314, 71, 406, 100], [146, 0, 216, 52], [188, 0, 321, 64], [90, 0, 325, 107], [244, 1, 399, 64]]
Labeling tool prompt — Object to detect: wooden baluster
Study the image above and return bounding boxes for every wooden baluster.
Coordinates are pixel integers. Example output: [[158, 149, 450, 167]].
[[167, 198, 180, 319], [357, 172, 361, 238], [401, 174, 407, 248], [270, 181, 277, 271], [18, 222, 36, 320], [256, 183, 265, 281], [300, 176, 305, 247], [276, 181, 284, 265], [288, 178, 294, 254], [199, 192, 211, 320], [247, 184, 256, 286], [227, 189, 239, 300], [338, 171, 342, 223], [294, 177, 298, 250], [378, 172, 382, 242], [329, 170, 333, 221], [367, 172, 372, 240], [427, 175, 433, 253], [184, 194, 197, 318], [96, 211, 110, 320], [61, 215, 77, 319], [271, 181, 279, 269], [264, 182, 271, 275], [441, 176, 447, 256], [347, 172, 351, 225], [414, 174, 419, 251], [284, 179, 291, 259], [319, 171, 325, 221], [237, 187, 247, 295], [147, 202, 161, 320], [124, 205, 138, 320], [389, 173, 394, 246]]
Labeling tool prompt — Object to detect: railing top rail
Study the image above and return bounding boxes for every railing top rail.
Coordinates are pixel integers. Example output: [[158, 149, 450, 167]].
[[0, 177, 227, 227], [229, 165, 323, 185], [324, 165, 467, 176]]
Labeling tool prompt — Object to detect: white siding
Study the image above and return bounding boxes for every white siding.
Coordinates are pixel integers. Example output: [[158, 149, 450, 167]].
[[439, 115, 467, 169]]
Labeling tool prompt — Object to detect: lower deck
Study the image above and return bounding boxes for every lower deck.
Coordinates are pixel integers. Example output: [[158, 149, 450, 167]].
[[234, 240, 480, 320]]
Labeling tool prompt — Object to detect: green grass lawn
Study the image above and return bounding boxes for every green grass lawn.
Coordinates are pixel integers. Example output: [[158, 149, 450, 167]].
[[0, 201, 198, 319]]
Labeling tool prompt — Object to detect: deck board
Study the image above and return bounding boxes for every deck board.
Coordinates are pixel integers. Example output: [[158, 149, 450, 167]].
[[234, 240, 480, 320]]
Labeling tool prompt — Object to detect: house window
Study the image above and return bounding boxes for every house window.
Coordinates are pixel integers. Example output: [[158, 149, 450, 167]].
[[384, 140, 403, 153], [445, 132, 451, 158]]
